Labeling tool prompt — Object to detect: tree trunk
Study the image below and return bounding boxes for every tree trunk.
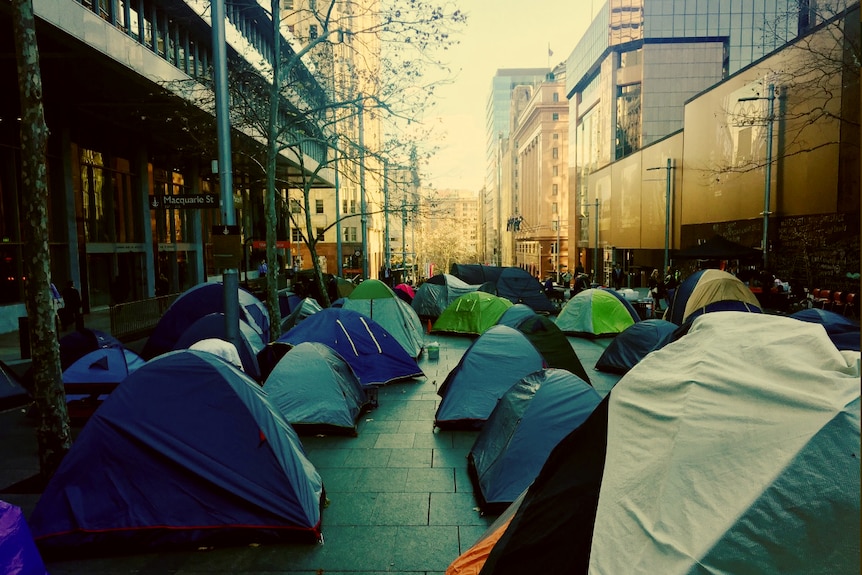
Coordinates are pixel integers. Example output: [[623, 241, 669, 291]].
[[12, 0, 72, 479], [264, 0, 283, 341]]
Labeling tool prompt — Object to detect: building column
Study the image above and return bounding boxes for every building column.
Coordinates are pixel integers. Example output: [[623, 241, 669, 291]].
[[135, 145, 155, 296]]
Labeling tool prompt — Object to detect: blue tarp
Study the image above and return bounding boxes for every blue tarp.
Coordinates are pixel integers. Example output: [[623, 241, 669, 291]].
[[277, 308, 423, 387], [29, 350, 324, 557], [790, 308, 860, 351]]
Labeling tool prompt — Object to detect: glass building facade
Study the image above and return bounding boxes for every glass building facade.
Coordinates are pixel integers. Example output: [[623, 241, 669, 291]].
[[566, 0, 805, 262]]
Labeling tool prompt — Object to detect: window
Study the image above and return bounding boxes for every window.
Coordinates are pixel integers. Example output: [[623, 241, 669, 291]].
[[552, 184, 558, 196], [552, 147, 559, 159], [316, 227, 325, 241], [350, 200, 357, 214], [342, 199, 348, 213], [552, 92, 559, 102], [290, 199, 301, 213], [552, 113, 559, 121], [552, 202, 558, 213], [309, 24, 318, 40], [553, 165, 559, 176], [315, 199, 324, 214], [344, 227, 357, 242], [291, 228, 304, 242]]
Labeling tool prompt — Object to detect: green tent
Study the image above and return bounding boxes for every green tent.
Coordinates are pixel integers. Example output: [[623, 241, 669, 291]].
[[554, 288, 636, 337], [432, 291, 512, 335]]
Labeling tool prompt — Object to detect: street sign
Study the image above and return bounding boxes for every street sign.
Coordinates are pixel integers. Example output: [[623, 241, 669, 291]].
[[211, 225, 242, 268], [149, 193, 219, 209], [252, 240, 290, 249]]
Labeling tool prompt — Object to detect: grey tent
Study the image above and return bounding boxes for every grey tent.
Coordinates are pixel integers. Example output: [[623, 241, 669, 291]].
[[411, 274, 477, 319], [263, 342, 369, 435]]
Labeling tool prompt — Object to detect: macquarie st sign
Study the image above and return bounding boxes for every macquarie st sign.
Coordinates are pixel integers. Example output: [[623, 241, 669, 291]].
[[149, 193, 219, 209]]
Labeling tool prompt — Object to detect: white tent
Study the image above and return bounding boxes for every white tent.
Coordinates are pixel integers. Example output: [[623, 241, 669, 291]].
[[590, 312, 860, 574]]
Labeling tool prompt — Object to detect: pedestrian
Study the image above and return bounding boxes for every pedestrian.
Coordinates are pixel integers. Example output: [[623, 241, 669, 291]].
[[61, 280, 84, 330], [258, 259, 268, 276], [612, 263, 624, 290], [648, 268, 664, 311]]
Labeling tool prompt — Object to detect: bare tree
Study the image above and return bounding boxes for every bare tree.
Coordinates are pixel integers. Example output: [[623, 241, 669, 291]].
[[12, 0, 72, 478]]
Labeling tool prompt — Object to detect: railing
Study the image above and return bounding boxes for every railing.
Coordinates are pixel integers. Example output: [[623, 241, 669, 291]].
[[109, 294, 179, 342]]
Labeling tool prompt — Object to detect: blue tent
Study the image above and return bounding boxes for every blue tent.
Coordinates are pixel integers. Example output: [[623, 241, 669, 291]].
[[264, 342, 369, 435], [435, 325, 546, 430], [467, 369, 601, 513], [790, 308, 860, 351], [449, 265, 557, 313], [62, 346, 146, 394], [0, 500, 48, 575], [277, 308, 423, 387], [58, 329, 123, 370], [595, 319, 679, 374], [142, 282, 270, 360], [29, 350, 324, 556], [496, 304, 538, 328], [173, 312, 264, 380]]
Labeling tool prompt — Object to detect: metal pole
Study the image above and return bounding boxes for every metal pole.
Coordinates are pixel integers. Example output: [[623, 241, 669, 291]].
[[211, 0, 239, 348], [664, 158, 671, 274], [763, 83, 775, 270], [384, 159, 390, 275], [555, 218, 560, 281], [593, 199, 600, 284], [401, 199, 407, 283], [358, 99, 368, 280], [334, 137, 343, 277]]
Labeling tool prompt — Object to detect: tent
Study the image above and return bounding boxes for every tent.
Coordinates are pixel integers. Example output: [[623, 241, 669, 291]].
[[188, 338, 245, 371], [142, 282, 269, 359], [500, 312, 591, 384], [434, 325, 545, 430], [277, 288, 302, 318], [172, 312, 264, 380], [665, 268, 761, 325], [0, 360, 29, 411], [595, 318, 678, 374], [495, 304, 537, 328], [29, 350, 324, 557], [62, 346, 146, 395], [0, 500, 48, 575], [480, 312, 861, 575], [449, 263, 503, 285], [393, 283, 415, 303], [448, 265, 556, 313], [264, 342, 368, 435], [432, 292, 513, 336], [599, 287, 641, 323], [467, 369, 601, 513], [674, 234, 762, 260], [554, 288, 636, 337], [411, 274, 477, 319], [341, 279, 425, 358], [494, 267, 557, 313], [790, 308, 861, 351], [276, 308, 423, 387], [279, 297, 322, 334], [446, 491, 525, 575], [58, 328, 123, 371]]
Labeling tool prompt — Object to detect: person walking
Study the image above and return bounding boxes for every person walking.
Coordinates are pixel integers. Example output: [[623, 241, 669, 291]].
[[61, 280, 84, 330], [648, 269, 664, 313], [612, 264, 624, 290]]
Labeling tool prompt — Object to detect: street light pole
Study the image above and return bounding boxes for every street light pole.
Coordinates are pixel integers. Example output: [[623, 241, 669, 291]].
[[647, 158, 674, 274], [593, 199, 600, 283], [738, 82, 776, 270]]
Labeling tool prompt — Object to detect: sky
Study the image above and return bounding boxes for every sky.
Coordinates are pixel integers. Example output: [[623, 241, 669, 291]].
[[421, 1, 596, 192]]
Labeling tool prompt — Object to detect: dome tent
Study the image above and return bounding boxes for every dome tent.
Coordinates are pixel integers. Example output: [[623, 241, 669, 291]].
[[432, 291, 513, 336], [554, 288, 636, 337], [341, 278, 425, 358], [434, 325, 545, 430], [30, 350, 325, 557]]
